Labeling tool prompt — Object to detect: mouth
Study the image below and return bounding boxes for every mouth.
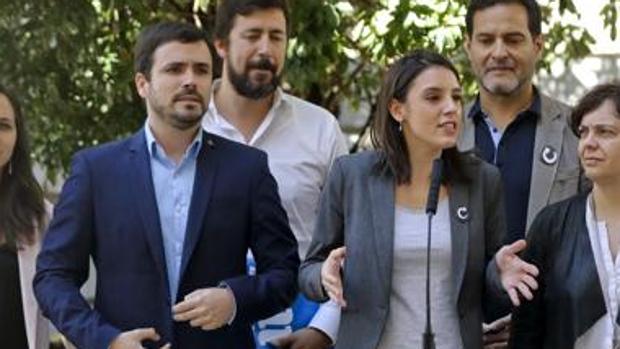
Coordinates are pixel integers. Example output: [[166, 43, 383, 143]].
[[582, 157, 604, 165], [438, 121, 457, 132], [250, 68, 274, 75], [486, 67, 514, 74], [175, 94, 202, 103]]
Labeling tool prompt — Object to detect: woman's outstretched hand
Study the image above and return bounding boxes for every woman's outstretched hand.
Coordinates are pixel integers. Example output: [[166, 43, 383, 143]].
[[495, 239, 539, 306]]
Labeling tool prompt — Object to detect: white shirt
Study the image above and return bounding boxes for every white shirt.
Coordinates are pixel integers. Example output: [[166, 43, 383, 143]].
[[576, 194, 620, 349], [203, 80, 348, 343]]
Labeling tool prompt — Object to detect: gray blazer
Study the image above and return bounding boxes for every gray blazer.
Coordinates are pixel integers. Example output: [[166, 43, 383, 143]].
[[299, 151, 506, 349], [458, 93, 584, 232]]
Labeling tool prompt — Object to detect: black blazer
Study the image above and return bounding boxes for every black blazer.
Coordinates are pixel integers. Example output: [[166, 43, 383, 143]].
[[510, 192, 607, 348]]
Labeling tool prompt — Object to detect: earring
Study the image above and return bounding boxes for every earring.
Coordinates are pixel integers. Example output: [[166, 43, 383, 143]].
[[8, 160, 12, 176], [398, 122, 403, 132]]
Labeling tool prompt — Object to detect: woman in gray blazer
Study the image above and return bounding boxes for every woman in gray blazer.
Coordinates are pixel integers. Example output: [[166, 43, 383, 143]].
[[299, 50, 537, 349]]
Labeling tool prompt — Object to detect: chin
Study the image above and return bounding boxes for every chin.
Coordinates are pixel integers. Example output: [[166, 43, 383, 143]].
[[584, 169, 603, 183], [171, 111, 202, 125], [440, 138, 458, 149], [483, 80, 519, 96]]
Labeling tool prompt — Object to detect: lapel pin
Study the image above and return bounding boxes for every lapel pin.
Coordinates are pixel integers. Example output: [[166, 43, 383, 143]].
[[541, 145, 558, 166], [456, 206, 470, 222], [207, 139, 215, 147]]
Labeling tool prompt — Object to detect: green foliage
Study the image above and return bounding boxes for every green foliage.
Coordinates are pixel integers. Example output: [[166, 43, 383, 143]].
[[601, 1, 619, 40], [0, 0, 617, 179]]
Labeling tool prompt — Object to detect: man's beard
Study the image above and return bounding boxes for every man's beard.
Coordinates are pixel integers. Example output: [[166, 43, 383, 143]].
[[228, 58, 281, 99], [149, 89, 206, 131]]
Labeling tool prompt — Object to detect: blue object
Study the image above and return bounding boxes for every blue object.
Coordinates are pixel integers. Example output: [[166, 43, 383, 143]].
[[248, 254, 320, 349]]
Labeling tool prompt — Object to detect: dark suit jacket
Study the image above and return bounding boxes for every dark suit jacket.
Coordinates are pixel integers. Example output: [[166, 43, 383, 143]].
[[459, 92, 585, 232], [34, 129, 299, 349], [299, 151, 507, 349], [509, 192, 607, 348]]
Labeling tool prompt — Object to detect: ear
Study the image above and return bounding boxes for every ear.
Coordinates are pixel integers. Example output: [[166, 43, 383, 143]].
[[532, 34, 544, 60], [388, 99, 404, 123], [135, 73, 149, 99], [214, 38, 228, 60], [463, 34, 472, 59]]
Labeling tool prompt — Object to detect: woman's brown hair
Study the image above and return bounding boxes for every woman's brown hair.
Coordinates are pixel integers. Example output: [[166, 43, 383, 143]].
[[0, 84, 45, 248], [370, 49, 471, 185]]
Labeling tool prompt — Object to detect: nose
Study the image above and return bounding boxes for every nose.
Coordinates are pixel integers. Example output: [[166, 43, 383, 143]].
[[443, 97, 460, 116], [580, 131, 599, 151], [181, 70, 197, 90], [490, 41, 508, 60], [583, 133, 597, 147], [257, 35, 272, 56]]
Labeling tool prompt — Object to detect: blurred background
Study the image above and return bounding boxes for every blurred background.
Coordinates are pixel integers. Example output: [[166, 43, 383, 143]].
[[0, 1, 617, 347], [0, 0, 618, 197]]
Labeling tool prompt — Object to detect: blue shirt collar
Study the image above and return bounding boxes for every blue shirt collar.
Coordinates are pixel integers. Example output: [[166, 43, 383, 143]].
[[144, 120, 203, 162]]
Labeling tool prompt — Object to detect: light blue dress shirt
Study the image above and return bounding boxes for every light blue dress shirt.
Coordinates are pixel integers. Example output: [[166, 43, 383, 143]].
[[144, 123, 203, 302]]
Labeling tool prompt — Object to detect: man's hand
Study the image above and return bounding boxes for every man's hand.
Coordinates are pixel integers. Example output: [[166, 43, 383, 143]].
[[172, 287, 235, 330], [269, 327, 332, 349], [483, 314, 511, 349], [495, 239, 539, 306], [109, 328, 170, 349], [321, 247, 346, 307]]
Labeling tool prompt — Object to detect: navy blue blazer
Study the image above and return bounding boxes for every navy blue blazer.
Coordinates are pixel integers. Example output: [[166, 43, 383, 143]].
[[34, 129, 299, 349]]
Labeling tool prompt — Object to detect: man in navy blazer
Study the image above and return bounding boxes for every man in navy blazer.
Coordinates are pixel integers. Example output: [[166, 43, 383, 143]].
[[33, 22, 299, 349]]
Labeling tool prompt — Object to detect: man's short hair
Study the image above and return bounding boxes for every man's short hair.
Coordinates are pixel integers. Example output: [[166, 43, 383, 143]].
[[214, 0, 290, 41], [465, 0, 542, 37], [134, 21, 209, 79]]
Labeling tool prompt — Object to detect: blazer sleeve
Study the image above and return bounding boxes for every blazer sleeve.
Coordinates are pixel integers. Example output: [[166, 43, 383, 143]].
[[223, 152, 300, 324], [299, 157, 345, 302], [33, 152, 121, 349], [509, 207, 555, 349], [483, 164, 512, 317]]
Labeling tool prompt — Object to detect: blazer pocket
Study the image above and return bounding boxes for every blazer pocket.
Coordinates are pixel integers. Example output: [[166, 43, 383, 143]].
[[550, 166, 580, 202], [554, 166, 579, 181]]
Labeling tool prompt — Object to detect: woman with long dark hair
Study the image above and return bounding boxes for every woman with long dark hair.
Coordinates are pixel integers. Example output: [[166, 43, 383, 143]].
[[0, 84, 49, 349], [299, 50, 537, 349]]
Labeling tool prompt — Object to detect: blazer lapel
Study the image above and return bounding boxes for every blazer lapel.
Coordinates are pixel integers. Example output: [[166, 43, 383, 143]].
[[457, 102, 476, 152], [369, 172, 395, 298], [128, 130, 170, 299], [179, 131, 218, 282], [573, 199, 607, 340], [526, 96, 565, 231], [449, 182, 470, 303]]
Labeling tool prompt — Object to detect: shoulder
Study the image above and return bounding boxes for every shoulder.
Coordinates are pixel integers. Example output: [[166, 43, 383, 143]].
[[537, 192, 587, 220], [282, 93, 340, 128], [477, 156, 501, 181], [457, 152, 499, 181], [528, 193, 587, 240], [205, 131, 269, 170], [207, 131, 264, 156], [334, 150, 382, 173], [539, 92, 572, 119], [73, 132, 138, 163], [283, 93, 334, 118], [525, 193, 588, 252]]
